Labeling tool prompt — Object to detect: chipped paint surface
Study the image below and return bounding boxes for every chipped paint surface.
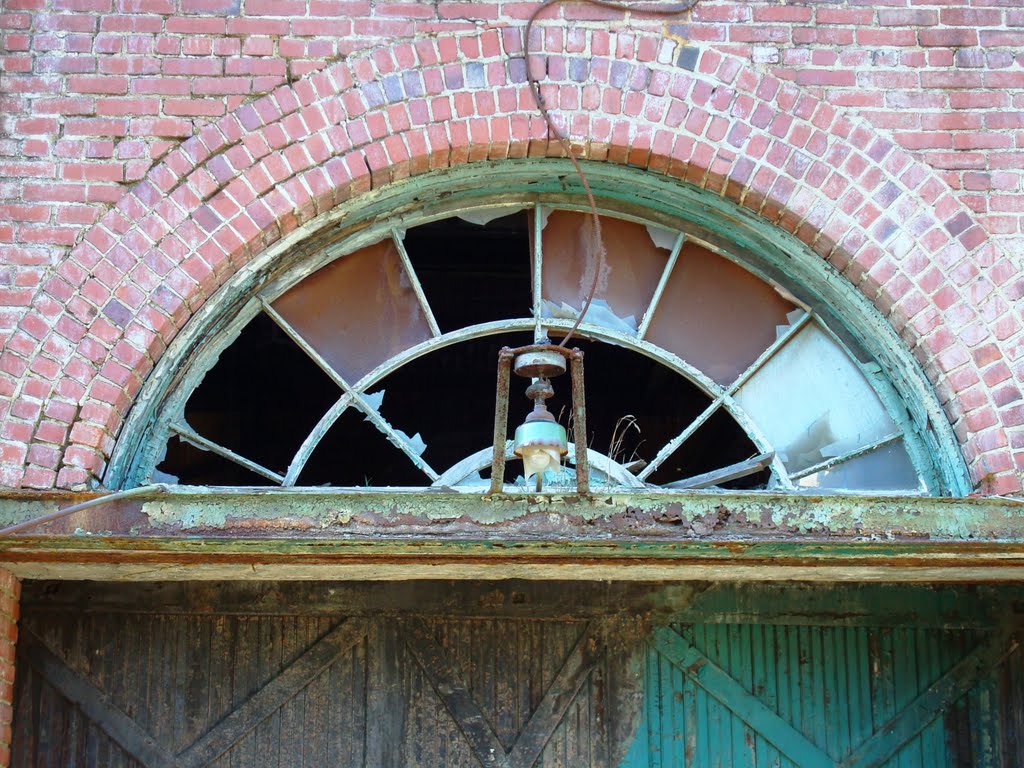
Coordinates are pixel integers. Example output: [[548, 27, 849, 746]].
[[0, 488, 1022, 581]]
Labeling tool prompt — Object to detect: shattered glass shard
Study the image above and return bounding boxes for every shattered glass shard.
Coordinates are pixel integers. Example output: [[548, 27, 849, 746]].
[[272, 240, 432, 383], [539, 211, 666, 335]]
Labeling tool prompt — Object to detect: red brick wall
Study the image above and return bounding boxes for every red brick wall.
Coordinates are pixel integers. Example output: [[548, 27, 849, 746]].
[[0, 570, 19, 768], [0, 1, 1022, 493]]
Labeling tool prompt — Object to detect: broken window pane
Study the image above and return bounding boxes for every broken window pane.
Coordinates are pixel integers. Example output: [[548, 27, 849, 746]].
[[735, 322, 897, 474], [644, 406, 766, 488], [155, 434, 277, 487], [644, 243, 796, 384], [372, 332, 533, 474], [796, 442, 921, 491], [272, 240, 432, 383], [537, 211, 669, 334], [297, 405, 429, 487], [402, 212, 532, 331], [181, 312, 337, 475]]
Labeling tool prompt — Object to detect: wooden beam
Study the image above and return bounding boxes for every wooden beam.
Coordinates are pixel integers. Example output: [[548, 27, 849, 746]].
[[402, 618, 512, 768], [839, 627, 1020, 768], [20, 629, 180, 768], [651, 626, 835, 768], [507, 622, 604, 768], [174, 618, 368, 768]]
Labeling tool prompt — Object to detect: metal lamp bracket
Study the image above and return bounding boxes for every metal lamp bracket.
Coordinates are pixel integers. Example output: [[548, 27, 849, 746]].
[[489, 344, 589, 496]]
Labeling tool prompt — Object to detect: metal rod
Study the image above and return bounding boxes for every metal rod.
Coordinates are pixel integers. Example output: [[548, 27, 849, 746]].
[[0, 483, 169, 537], [637, 231, 685, 340], [392, 228, 441, 338], [489, 349, 514, 494], [532, 204, 545, 342], [170, 423, 286, 484], [570, 348, 589, 496]]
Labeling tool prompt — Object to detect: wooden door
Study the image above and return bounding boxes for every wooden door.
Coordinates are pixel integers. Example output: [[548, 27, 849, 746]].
[[10, 581, 1023, 767]]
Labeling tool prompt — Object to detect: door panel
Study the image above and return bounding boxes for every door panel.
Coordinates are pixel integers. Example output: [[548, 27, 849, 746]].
[[10, 582, 1021, 768], [623, 623, 1013, 768]]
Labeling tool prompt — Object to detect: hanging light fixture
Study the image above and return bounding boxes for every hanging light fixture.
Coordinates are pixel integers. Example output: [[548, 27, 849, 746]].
[[489, 344, 589, 495]]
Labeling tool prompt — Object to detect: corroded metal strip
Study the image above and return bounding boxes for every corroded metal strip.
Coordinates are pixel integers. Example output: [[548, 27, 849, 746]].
[[569, 349, 589, 496], [489, 349, 514, 494], [651, 626, 835, 768]]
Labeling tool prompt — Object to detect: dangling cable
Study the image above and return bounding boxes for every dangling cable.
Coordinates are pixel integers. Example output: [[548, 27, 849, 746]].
[[524, 0, 700, 347]]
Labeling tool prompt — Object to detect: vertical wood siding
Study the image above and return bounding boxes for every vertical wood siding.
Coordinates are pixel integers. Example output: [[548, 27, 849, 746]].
[[9, 583, 1021, 768]]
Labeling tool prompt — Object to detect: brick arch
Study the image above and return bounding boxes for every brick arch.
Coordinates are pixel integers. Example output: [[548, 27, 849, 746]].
[[0, 27, 1019, 493]]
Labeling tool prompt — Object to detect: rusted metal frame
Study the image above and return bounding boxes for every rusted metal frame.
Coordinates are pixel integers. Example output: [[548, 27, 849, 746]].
[[651, 626, 836, 768], [390, 227, 441, 338], [260, 298, 440, 482], [569, 348, 589, 496], [401, 618, 513, 768], [169, 422, 285, 485], [488, 343, 589, 495], [532, 203, 546, 342], [665, 451, 775, 490], [20, 628, 182, 768], [175, 618, 370, 768], [433, 442, 644, 489], [788, 433, 904, 483], [637, 231, 686, 340], [506, 621, 605, 768], [489, 349, 515, 495], [839, 626, 1020, 768]]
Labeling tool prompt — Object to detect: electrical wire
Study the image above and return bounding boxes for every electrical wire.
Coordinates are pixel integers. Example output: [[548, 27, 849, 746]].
[[524, 0, 701, 347]]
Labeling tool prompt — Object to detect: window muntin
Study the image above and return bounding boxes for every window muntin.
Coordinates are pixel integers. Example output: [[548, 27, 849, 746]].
[[150, 203, 932, 495]]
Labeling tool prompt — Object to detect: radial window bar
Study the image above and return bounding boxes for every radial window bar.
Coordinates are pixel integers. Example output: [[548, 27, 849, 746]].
[[154, 203, 926, 494]]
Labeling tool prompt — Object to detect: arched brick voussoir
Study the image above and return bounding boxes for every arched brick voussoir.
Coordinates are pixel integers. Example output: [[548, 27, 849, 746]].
[[1, 27, 1020, 492]]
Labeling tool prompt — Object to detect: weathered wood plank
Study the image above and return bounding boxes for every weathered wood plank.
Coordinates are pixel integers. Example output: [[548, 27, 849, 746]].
[[402, 617, 512, 768], [19, 629, 179, 768], [651, 626, 835, 768], [175, 618, 368, 768], [507, 622, 604, 768], [840, 627, 1019, 768]]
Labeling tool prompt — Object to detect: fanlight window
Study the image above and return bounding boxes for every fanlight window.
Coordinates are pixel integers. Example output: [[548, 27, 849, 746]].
[[149, 205, 932, 494]]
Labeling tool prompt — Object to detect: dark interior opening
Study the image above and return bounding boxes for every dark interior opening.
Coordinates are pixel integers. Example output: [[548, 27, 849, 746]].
[[402, 211, 532, 330]]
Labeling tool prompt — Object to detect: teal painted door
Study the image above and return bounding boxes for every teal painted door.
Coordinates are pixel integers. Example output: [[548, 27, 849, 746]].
[[623, 622, 1014, 768]]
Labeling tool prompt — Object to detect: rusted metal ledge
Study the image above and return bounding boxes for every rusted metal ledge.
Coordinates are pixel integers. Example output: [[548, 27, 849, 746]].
[[0, 488, 1022, 581]]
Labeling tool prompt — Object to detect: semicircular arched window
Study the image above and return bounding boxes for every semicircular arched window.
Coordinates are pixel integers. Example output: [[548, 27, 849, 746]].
[[137, 201, 950, 496]]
